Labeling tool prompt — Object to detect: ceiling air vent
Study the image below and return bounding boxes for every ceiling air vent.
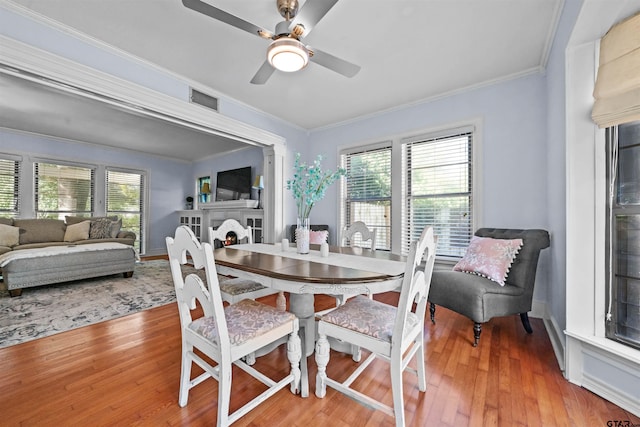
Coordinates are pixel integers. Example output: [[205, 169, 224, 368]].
[[190, 88, 218, 112]]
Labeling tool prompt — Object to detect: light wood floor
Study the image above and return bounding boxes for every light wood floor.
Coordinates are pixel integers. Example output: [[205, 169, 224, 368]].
[[2, 291, 638, 426]]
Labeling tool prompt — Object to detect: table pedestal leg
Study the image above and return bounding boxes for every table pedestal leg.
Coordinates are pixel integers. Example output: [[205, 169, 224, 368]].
[[288, 293, 315, 358]]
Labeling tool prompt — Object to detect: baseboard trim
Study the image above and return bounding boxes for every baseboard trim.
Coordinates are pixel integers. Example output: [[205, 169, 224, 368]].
[[544, 315, 566, 372]]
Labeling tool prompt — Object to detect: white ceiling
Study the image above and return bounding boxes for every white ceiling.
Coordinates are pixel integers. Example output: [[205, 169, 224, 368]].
[[1, 0, 564, 159]]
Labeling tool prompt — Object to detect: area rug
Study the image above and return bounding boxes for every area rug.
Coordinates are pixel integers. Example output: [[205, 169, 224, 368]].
[[0, 259, 193, 348]]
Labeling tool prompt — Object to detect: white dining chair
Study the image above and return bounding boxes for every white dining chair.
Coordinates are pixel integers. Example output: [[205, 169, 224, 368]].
[[166, 225, 302, 427], [315, 226, 436, 427], [341, 221, 377, 250], [209, 219, 286, 311], [334, 221, 378, 310]]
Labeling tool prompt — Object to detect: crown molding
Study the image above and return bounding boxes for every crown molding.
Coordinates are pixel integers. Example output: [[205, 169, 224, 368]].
[[0, 35, 285, 149]]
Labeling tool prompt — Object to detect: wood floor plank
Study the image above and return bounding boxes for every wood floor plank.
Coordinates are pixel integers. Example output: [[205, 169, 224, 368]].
[[2, 291, 639, 426]]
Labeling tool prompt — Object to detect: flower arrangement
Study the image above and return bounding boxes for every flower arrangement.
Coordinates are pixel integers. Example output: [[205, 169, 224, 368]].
[[286, 153, 346, 219]]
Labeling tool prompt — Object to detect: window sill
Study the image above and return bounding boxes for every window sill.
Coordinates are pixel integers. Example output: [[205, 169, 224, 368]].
[[565, 330, 640, 365]]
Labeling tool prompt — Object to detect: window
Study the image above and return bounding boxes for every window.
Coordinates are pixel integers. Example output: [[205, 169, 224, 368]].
[[0, 155, 20, 218], [106, 168, 145, 253], [340, 144, 392, 250], [339, 124, 476, 257], [401, 127, 474, 257], [35, 161, 94, 219], [606, 120, 640, 350]]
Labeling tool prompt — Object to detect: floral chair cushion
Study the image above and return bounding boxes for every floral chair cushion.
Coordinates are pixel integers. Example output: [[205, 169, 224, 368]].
[[217, 276, 268, 296], [320, 295, 418, 343], [189, 299, 295, 346]]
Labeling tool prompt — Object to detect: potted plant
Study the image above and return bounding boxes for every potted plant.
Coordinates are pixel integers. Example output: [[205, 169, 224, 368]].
[[286, 153, 345, 254]]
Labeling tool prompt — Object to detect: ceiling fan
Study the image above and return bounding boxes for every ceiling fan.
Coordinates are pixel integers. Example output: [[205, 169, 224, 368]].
[[182, 0, 360, 84]]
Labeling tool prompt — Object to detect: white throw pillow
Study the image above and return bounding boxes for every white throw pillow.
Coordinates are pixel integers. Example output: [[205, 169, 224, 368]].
[[0, 224, 20, 247], [64, 220, 91, 242], [453, 236, 523, 286]]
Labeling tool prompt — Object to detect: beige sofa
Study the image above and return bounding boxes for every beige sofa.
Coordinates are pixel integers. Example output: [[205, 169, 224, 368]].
[[0, 216, 137, 296]]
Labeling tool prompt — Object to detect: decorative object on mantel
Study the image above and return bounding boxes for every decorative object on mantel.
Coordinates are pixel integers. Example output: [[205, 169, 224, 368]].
[[200, 182, 211, 204], [286, 153, 346, 254], [185, 196, 194, 210], [252, 175, 264, 209]]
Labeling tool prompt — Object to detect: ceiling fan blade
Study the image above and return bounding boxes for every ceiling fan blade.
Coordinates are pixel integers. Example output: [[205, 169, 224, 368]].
[[250, 61, 276, 85], [289, 0, 339, 39], [309, 48, 360, 78], [183, 0, 273, 39]]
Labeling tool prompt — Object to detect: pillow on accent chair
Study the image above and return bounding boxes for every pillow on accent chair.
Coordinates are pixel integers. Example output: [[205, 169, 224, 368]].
[[309, 230, 329, 244], [0, 224, 20, 247], [453, 236, 523, 286], [64, 220, 91, 242]]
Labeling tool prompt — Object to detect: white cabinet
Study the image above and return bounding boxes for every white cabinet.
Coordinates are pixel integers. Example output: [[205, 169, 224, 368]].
[[244, 213, 263, 243], [178, 210, 203, 240]]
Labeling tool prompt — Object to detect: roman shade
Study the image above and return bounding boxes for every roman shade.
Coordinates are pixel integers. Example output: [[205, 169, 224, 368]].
[[592, 11, 640, 128]]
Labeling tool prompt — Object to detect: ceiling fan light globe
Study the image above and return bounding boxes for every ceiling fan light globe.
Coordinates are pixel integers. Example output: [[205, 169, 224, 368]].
[[267, 38, 309, 72]]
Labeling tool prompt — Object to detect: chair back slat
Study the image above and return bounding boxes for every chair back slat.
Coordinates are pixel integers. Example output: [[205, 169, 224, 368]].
[[209, 219, 252, 246], [166, 226, 230, 351], [393, 227, 436, 346], [342, 221, 377, 250]]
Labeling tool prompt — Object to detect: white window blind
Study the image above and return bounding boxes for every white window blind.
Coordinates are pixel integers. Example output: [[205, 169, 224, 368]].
[[341, 144, 392, 250], [35, 162, 94, 219], [401, 128, 473, 257], [0, 155, 20, 218], [106, 169, 144, 253]]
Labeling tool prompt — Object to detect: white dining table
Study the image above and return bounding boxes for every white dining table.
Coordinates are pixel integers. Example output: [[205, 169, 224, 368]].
[[213, 243, 407, 396]]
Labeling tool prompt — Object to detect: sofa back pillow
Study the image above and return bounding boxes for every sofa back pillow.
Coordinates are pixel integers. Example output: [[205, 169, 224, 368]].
[[109, 218, 122, 238], [0, 223, 20, 247], [13, 219, 66, 244], [89, 218, 114, 239], [0, 217, 13, 226], [65, 215, 117, 225], [64, 220, 91, 242]]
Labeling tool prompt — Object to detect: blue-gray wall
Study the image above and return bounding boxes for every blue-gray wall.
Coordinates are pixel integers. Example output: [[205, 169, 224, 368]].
[[544, 0, 583, 338], [0, 0, 583, 324]]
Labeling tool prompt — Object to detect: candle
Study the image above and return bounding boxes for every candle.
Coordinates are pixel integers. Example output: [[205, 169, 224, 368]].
[[320, 242, 329, 257]]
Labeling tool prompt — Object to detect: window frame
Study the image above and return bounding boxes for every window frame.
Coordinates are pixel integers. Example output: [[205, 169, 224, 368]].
[[33, 159, 95, 219], [106, 167, 147, 254], [400, 125, 476, 259], [340, 142, 393, 250], [605, 122, 640, 350], [337, 120, 481, 259], [0, 153, 21, 218]]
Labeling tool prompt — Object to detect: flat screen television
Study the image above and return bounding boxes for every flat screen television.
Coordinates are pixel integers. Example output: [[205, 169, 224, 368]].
[[215, 166, 252, 201]]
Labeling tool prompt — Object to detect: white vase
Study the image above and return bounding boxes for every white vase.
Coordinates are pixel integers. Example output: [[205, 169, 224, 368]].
[[296, 217, 310, 254]]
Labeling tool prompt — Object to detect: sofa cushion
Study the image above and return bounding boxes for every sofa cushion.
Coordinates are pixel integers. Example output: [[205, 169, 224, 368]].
[[0, 217, 13, 226], [64, 220, 91, 242], [13, 219, 66, 244], [0, 224, 20, 247]]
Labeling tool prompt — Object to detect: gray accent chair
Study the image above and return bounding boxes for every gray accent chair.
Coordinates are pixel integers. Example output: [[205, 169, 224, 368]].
[[428, 228, 550, 347]]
